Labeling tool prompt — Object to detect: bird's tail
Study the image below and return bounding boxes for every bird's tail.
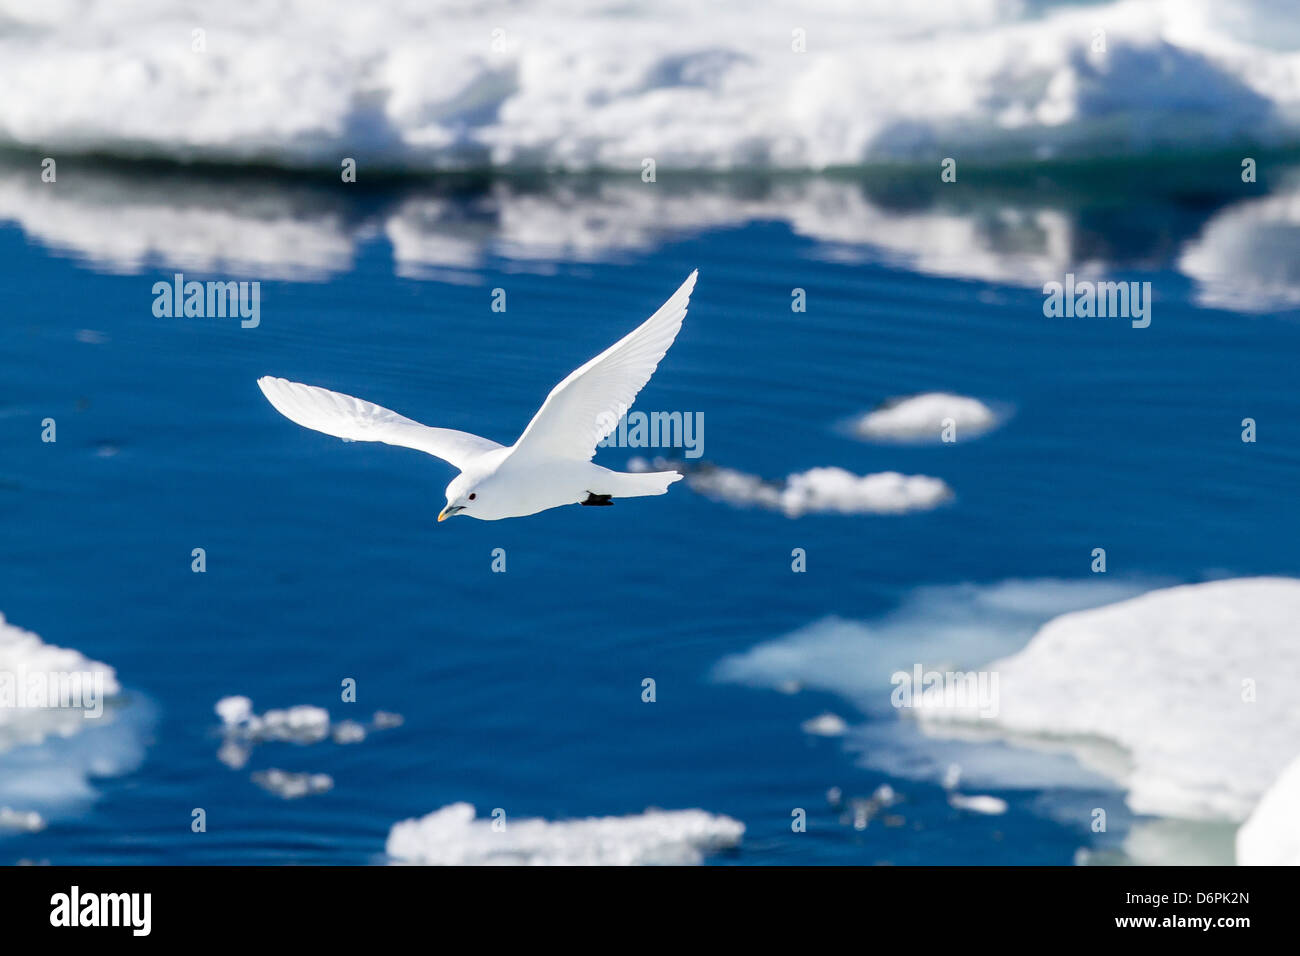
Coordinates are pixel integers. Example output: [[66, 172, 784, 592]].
[[601, 469, 683, 499]]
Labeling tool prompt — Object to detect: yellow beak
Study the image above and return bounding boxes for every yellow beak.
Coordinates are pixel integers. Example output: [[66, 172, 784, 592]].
[[438, 504, 462, 522]]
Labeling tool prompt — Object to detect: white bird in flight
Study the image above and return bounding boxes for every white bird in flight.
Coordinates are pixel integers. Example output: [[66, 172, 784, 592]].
[[258, 271, 697, 521]]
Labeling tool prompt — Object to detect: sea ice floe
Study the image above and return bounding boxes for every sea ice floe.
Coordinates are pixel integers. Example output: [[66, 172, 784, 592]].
[[386, 803, 744, 865], [1, 1, 1295, 171], [713, 577, 1300, 861], [0, 613, 148, 832], [915, 578, 1300, 823], [1235, 753, 1300, 865], [0, 613, 121, 748]]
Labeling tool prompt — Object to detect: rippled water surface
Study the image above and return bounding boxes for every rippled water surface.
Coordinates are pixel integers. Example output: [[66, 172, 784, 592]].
[[2, 160, 1299, 863]]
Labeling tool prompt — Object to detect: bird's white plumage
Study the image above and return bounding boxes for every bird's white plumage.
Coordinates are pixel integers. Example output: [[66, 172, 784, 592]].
[[512, 270, 697, 462], [257, 271, 696, 521], [256, 376, 503, 469]]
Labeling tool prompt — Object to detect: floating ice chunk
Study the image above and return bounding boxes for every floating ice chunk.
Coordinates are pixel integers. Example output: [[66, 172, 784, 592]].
[[0, 612, 121, 748], [779, 468, 952, 517], [949, 793, 1008, 815], [251, 769, 334, 800], [261, 706, 332, 743], [677, 463, 782, 511], [331, 720, 367, 744], [215, 696, 253, 727], [1236, 754, 1300, 865], [838, 784, 901, 831], [854, 393, 1000, 443], [387, 803, 744, 866], [217, 738, 251, 771], [0, 807, 45, 833], [801, 713, 849, 737], [632, 457, 951, 517], [214, 698, 402, 768], [918, 578, 1300, 821]]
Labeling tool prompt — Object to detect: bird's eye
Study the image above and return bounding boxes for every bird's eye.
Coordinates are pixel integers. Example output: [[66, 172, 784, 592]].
[[468, 493, 477, 501]]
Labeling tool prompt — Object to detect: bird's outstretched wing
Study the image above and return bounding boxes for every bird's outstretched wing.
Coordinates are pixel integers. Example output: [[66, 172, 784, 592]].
[[511, 270, 697, 462], [257, 376, 502, 470]]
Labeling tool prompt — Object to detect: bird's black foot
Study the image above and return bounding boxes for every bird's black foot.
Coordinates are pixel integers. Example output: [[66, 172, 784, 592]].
[[581, 492, 614, 506]]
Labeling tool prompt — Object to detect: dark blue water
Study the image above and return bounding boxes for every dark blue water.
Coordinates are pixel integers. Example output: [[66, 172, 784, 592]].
[[2, 167, 1298, 864]]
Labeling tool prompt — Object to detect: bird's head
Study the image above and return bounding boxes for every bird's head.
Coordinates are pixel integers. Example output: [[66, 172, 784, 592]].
[[438, 473, 481, 522]]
